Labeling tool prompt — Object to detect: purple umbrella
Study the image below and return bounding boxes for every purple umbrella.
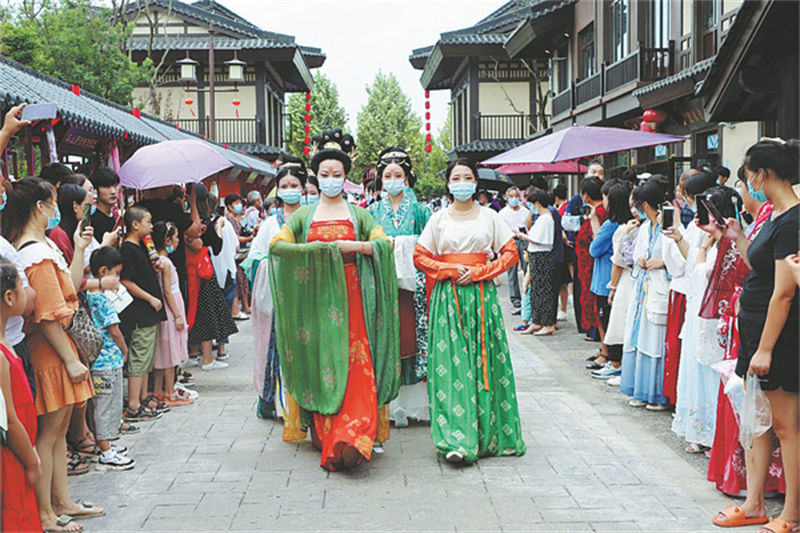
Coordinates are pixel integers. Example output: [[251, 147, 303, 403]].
[[482, 126, 686, 165], [119, 139, 233, 190]]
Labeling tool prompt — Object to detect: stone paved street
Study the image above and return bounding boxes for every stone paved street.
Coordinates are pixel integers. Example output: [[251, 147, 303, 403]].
[[70, 284, 748, 532]]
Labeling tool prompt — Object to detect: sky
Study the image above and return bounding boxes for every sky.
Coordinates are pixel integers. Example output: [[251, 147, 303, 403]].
[[220, 0, 503, 134]]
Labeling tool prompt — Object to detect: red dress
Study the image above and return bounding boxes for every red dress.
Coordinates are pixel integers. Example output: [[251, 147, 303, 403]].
[[575, 207, 606, 332], [663, 291, 686, 405], [1, 343, 42, 533], [308, 220, 378, 471]]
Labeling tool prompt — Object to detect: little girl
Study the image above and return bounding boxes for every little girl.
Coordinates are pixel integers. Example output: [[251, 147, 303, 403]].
[[0, 259, 42, 532], [151, 222, 194, 406]]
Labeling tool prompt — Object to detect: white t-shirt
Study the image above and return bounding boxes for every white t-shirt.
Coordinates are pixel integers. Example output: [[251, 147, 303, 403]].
[[211, 218, 239, 289], [499, 205, 530, 232], [0, 236, 28, 346], [527, 212, 554, 252], [418, 206, 513, 256]]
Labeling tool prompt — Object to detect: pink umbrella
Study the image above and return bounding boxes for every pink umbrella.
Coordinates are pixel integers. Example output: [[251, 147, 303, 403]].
[[482, 126, 686, 165], [119, 139, 233, 190], [493, 162, 587, 174], [343, 179, 363, 194]]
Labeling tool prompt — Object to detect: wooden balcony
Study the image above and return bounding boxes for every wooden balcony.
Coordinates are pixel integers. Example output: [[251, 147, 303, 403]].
[[551, 41, 674, 118], [174, 117, 264, 144], [477, 113, 535, 140]]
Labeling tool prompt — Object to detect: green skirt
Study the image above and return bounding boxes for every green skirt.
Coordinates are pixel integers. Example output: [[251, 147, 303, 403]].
[[427, 279, 526, 462]]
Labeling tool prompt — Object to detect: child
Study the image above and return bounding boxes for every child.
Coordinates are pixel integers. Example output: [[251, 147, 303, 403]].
[[0, 258, 42, 532], [152, 222, 194, 406], [119, 206, 167, 421], [87, 246, 135, 469]]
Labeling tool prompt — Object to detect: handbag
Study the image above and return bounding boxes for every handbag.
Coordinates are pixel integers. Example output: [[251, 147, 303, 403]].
[[65, 292, 103, 365]]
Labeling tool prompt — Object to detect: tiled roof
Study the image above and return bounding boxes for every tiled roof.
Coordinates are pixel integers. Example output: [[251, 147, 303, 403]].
[[127, 36, 293, 51], [0, 55, 163, 145], [228, 143, 282, 158], [453, 139, 525, 154], [632, 58, 715, 97], [439, 33, 509, 45], [128, 0, 268, 38]]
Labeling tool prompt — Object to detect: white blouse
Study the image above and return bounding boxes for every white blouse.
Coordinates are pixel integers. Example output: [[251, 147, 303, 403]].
[[417, 206, 513, 256], [527, 213, 554, 252]]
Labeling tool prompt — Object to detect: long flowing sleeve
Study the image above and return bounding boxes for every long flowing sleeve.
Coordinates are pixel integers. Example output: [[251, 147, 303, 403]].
[[470, 239, 518, 282], [413, 244, 460, 280]]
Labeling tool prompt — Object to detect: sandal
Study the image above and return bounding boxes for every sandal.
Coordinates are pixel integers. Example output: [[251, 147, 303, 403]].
[[66, 452, 89, 476], [757, 518, 798, 533], [119, 421, 141, 435], [124, 405, 162, 422], [712, 505, 768, 527], [70, 435, 96, 458], [44, 515, 84, 533], [586, 350, 602, 361], [156, 392, 194, 406], [685, 443, 709, 454], [67, 501, 106, 519], [143, 394, 171, 414]]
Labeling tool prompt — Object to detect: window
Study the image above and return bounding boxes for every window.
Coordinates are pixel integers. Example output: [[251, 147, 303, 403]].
[[608, 0, 629, 62], [645, 0, 671, 48], [699, 0, 719, 60], [578, 23, 595, 78], [554, 41, 569, 93]]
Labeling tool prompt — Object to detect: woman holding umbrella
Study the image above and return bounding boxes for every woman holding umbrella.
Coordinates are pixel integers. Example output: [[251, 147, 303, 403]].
[[268, 130, 400, 471], [413, 157, 526, 464]]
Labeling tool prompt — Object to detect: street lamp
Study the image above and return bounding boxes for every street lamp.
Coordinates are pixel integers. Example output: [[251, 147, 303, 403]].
[[176, 22, 247, 142]]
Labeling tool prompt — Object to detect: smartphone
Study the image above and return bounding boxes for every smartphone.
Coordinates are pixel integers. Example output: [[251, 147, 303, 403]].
[[517, 226, 527, 234], [661, 205, 674, 229], [579, 204, 592, 216], [702, 197, 726, 228], [80, 203, 92, 230], [21, 102, 58, 121], [695, 194, 710, 226]]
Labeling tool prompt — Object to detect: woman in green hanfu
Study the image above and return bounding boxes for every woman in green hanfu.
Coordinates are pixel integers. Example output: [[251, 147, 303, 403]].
[[367, 147, 432, 431], [269, 130, 400, 471], [413, 157, 526, 464]]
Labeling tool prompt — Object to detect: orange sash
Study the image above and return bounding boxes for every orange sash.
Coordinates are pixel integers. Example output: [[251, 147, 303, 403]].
[[442, 253, 490, 390]]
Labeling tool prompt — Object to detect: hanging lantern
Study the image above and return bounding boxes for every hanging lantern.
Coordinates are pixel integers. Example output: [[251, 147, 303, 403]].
[[642, 108, 667, 123], [305, 113, 311, 123], [305, 103, 311, 112], [304, 124, 311, 134], [424, 90, 432, 155], [232, 98, 241, 119], [305, 92, 312, 101], [425, 144, 432, 153], [185, 98, 196, 117], [425, 123, 431, 131], [303, 146, 310, 156], [425, 90, 430, 98], [639, 120, 654, 133], [224, 52, 246, 84], [424, 101, 430, 110], [425, 133, 432, 142], [176, 53, 199, 83], [304, 135, 311, 144]]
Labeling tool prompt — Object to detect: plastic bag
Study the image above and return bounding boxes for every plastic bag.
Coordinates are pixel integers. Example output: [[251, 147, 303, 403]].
[[739, 373, 772, 450], [712, 359, 743, 422]]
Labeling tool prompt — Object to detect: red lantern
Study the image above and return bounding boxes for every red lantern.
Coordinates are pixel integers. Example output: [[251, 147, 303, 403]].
[[304, 124, 311, 134], [305, 113, 311, 122], [305, 92, 312, 101], [305, 103, 311, 112], [425, 144, 432, 153], [425, 90, 430, 98], [425, 101, 430, 110], [425, 123, 431, 131], [185, 98, 194, 106], [642, 108, 667, 123], [639, 120, 654, 132], [425, 112, 430, 120], [304, 135, 311, 144], [425, 133, 432, 142], [303, 146, 310, 156], [232, 99, 240, 106]]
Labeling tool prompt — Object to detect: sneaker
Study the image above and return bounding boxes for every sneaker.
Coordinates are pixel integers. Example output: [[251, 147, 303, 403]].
[[233, 312, 250, 321], [181, 357, 200, 368], [174, 382, 199, 400], [628, 399, 647, 408], [393, 407, 408, 428], [372, 442, 385, 454], [445, 450, 464, 463], [202, 360, 228, 371], [557, 310, 568, 321], [607, 376, 622, 387], [511, 308, 521, 316], [216, 352, 230, 361], [591, 363, 622, 379], [645, 403, 670, 411], [98, 449, 135, 470], [110, 443, 128, 455]]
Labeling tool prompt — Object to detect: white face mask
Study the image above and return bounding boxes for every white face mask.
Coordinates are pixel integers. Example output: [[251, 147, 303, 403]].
[[318, 177, 345, 198]]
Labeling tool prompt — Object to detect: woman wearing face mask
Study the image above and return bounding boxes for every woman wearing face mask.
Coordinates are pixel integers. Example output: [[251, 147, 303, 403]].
[[3, 177, 103, 532], [302, 176, 320, 205], [269, 130, 399, 471], [660, 170, 718, 407], [413, 157, 526, 464], [246, 164, 309, 440], [711, 139, 799, 533], [222, 193, 253, 320], [618, 182, 670, 410], [367, 147, 432, 433]]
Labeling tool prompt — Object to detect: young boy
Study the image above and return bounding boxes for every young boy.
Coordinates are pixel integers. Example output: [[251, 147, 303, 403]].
[[87, 247, 135, 469], [119, 206, 167, 421]]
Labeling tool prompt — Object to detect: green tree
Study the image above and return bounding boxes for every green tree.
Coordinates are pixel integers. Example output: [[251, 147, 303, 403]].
[[0, 0, 149, 106], [286, 72, 348, 158]]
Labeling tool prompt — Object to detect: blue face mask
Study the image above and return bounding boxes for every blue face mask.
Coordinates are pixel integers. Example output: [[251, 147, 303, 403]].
[[43, 204, 61, 230], [304, 194, 319, 205], [637, 208, 647, 220], [166, 245, 175, 254], [268, 207, 278, 216], [278, 189, 302, 206], [0, 191, 6, 211], [232, 204, 243, 215], [318, 177, 345, 198], [89, 204, 97, 216], [449, 182, 476, 202], [747, 179, 768, 203], [184, 200, 190, 211], [383, 179, 405, 197], [507, 197, 520, 207]]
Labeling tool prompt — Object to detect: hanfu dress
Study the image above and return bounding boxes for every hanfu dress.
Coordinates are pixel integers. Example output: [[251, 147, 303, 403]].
[[368, 193, 432, 422], [619, 219, 670, 405], [413, 207, 526, 462], [269, 204, 400, 471]]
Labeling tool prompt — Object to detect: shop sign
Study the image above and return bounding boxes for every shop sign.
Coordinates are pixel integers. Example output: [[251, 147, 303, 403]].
[[59, 124, 99, 155]]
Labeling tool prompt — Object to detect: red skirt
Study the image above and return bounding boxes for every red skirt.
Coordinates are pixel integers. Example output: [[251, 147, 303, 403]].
[[308, 220, 378, 471], [663, 291, 686, 405]]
